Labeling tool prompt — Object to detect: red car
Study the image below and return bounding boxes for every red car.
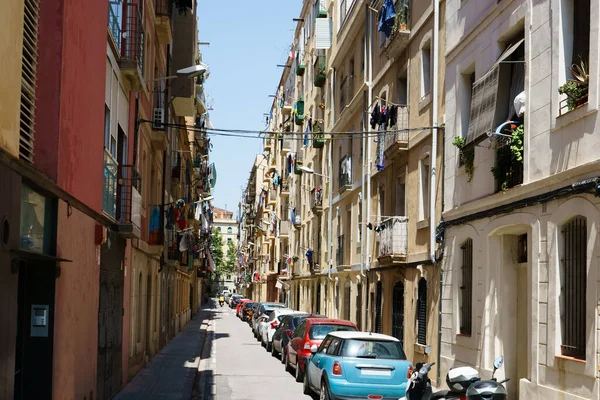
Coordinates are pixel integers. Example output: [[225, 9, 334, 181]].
[[236, 299, 252, 318], [285, 318, 357, 382]]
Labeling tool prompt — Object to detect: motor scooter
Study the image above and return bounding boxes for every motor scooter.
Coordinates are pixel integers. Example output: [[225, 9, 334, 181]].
[[403, 346, 480, 400], [219, 297, 225, 307], [465, 356, 509, 400]]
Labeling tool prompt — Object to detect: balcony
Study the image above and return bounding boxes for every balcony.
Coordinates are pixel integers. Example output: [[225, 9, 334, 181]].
[[294, 152, 304, 175], [280, 179, 290, 197], [492, 125, 524, 193], [282, 138, 293, 153], [382, 0, 411, 60], [103, 156, 142, 238], [171, 6, 197, 116], [293, 215, 302, 228], [338, 155, 352, 192], [310, 187, 323, 214], [154, 0, 173, 45], [264, 136, 272, 152], [377, 217, 408, 265], [268, 188, 277, 205], [336, 235, 345, 267], [108, 1, 144, 91], [383, 105, 409, 157], [313, 51, 326, 88], [279, 220, 290, 237], [294, 100, 305, 126]]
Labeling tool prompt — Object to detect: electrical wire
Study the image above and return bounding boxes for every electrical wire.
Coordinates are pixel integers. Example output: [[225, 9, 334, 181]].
[[140, 119, 444, 141]]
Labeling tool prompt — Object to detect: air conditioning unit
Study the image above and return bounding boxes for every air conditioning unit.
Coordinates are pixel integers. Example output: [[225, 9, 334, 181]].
[[153, 108, 164, 129]]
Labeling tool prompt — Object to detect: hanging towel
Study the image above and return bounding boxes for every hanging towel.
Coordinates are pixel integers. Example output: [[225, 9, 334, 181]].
[[370, 103, 381, 129], [378, 0, 397, 38], [389, 105, 398, 126], [304, 127, 309, 147]]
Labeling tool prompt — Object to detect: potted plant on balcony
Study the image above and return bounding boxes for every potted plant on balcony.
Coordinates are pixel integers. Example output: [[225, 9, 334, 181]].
[[452, 136, 475, 182], [558, 59, 589, 111], [296, 56, 305, 76], [294, 97, 305, 126], [491, 124, 524, 193]]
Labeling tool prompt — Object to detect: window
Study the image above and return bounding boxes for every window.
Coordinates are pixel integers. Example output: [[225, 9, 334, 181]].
[[460, 72, 475, 139], [137, 272, 143, 343], [104, 105, 111, 150], [339, 72, 347, 110], [327, 338, 342, 355], [355, 282, 362, 330], [460, 239, 473, 336], [375, 281, 383, 333], [560, 216, 587, 359], [227, 227, 233, 234], [19, 0, 39, 163], [397, 77, 408, 105], [395, 176, 406, 216], [361, 36, 365, 71], [227, 238, 232, 243], [417, 278, 427, 345], [419, 155, 430, 220], [420, 40, 432, 98], [343, 280, 351, 320], [340, 0, 348, 25], [217, 227, 222, 232], [349, 58, 355, 95]]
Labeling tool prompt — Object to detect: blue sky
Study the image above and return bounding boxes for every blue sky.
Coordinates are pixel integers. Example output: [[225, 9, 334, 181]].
[[198, 1, 301, 215]]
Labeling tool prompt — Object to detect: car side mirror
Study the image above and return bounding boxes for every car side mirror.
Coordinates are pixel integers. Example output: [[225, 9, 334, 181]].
[[424, 346, 432, 355], [311, 344, 318, 354]]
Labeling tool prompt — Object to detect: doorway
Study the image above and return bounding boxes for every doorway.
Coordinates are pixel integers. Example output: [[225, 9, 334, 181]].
[[97, 230, 125, 400], [146, 274, 152, 359], [392, 281, 404, 347], [14, 258, 56, 400]]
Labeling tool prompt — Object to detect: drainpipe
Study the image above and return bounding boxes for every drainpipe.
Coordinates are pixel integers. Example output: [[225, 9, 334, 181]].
[[432, 0, 441, 387], [361, 3, 369, 278], [328, 67, 335, 281], [430, 0, 439, 265], [365, 4, 373, 273]]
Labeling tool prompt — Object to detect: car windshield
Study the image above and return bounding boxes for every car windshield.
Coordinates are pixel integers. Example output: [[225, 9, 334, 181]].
[[244, 303, 255, 309], [340, 339, 407, 360], [309, 324, 357, 340], [291, 315, 309, 327]]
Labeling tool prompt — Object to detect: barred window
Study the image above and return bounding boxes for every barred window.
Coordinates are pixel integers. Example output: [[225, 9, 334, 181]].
[[417, 278, 427, 345], [460, 239, 473, 336], [375, 282, 383, 333], [560, 216, 587, 359]]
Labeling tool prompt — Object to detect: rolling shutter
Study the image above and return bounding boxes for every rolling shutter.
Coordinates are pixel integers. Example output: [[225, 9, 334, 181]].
[[20, 0, 40, 163], [315, 18, 332, 49]]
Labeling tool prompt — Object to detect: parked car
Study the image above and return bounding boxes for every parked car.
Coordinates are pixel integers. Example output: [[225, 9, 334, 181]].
[[286, 318, 358, 382], [252, 303, 286, 336], [272, 313, 325, 362], [303, 331, 412, 400], [259, 308, 295, 350], [229, 294, 244, 307], [240, 301, 255, 321], [236, 299, 251, 318]]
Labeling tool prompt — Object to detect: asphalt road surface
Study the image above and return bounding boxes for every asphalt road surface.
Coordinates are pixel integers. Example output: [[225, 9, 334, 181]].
[[205, 304, 309, 400]]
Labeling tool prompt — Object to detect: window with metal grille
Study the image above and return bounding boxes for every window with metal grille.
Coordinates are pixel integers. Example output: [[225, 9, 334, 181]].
[[375, 282, 383, 333], [392, 281, 404, 347], [19, 0, 40, 163], [356, 282, 362, 330], [316, 281, 321, 314], [417, 278, 427, 345], [560, 216, 587, 359], [460, 239, 473, 336], [344, 280, 351, 320]]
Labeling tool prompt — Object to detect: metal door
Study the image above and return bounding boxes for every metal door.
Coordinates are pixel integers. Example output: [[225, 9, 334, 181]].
[[97, 230, 125, 400], [375, 282, 383, 333], [392, 281, 404, 347]]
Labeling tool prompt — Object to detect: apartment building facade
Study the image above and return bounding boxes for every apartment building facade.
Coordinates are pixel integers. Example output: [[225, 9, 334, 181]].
[[440, 0, 600, 399], [0, 0, 212, 399], [213, 207, 239, 293], [240, 0, 445, 385]]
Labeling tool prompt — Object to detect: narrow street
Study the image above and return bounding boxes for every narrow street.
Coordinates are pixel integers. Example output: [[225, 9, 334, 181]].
[[195, 303, 308, 400]]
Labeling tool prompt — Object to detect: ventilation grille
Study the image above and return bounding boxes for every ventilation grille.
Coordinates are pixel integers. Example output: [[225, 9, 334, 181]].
[[19, 0, 40, 163]]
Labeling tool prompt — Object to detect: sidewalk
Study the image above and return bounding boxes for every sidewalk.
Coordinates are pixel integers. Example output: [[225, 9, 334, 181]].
[[114, 303, 215, 400]]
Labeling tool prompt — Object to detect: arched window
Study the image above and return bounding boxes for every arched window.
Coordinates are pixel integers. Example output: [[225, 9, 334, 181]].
[[560, 216, 587, 359], [217, 227, 221, 232], [417, 278, 427, 345], [137, 272, 143, 343], [460, 238, 473, 336], [227, 227, 232, 234]]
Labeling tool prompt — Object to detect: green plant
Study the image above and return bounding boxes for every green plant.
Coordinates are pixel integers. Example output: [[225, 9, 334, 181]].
[[491, 125, 524, 192], [452, 136, 474, 182], [558, 60, 589, 111]]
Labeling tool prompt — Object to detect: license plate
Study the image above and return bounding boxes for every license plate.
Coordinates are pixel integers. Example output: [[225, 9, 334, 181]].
[[361, 369, 392, 376]]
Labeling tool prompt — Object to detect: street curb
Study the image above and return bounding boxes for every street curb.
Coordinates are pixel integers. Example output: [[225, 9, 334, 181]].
[[191, 302, 216, 400]]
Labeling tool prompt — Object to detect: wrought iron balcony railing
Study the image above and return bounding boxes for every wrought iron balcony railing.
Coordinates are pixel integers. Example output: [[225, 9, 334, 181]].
[[377, 217, 408, 259]]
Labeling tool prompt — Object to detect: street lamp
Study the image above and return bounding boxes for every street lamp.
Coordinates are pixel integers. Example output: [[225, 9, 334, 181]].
[[150, 63, 209, 83], [296, 165, 329, 179]]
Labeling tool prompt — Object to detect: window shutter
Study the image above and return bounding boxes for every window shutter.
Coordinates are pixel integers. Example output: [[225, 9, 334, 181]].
[[375, 281, 383, 333], [466, 67, 499, 144], [417, 278, 427, 345], [315, 18, 333, 49], [20, 0, 40, 163]]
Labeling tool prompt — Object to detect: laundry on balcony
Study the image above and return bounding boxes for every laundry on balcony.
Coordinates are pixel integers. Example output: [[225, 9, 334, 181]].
[[378, 0, 397, 38]]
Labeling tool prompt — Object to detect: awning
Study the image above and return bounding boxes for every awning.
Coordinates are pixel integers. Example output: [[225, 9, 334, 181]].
[[207, 250, 215, 271], [12, 249, 73, 263], [466, 39, 525, 144]]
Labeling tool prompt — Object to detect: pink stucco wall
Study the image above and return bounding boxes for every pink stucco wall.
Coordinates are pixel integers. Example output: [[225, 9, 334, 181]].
[[53, 201, 100, 399]]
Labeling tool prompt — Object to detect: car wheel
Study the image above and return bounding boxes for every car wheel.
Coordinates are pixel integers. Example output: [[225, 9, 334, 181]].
[[295, 361, 304, 382], [303, 371, 313, 395], [285, 352, 292, 373], [320, 380, 330, 400], [280, 347, 286, 364], [266, 340, 272, 352], [271, 342, 278, 357]]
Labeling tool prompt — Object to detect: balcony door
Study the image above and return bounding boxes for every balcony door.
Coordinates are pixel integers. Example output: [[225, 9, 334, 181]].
[[395, 176, 406, 217]]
